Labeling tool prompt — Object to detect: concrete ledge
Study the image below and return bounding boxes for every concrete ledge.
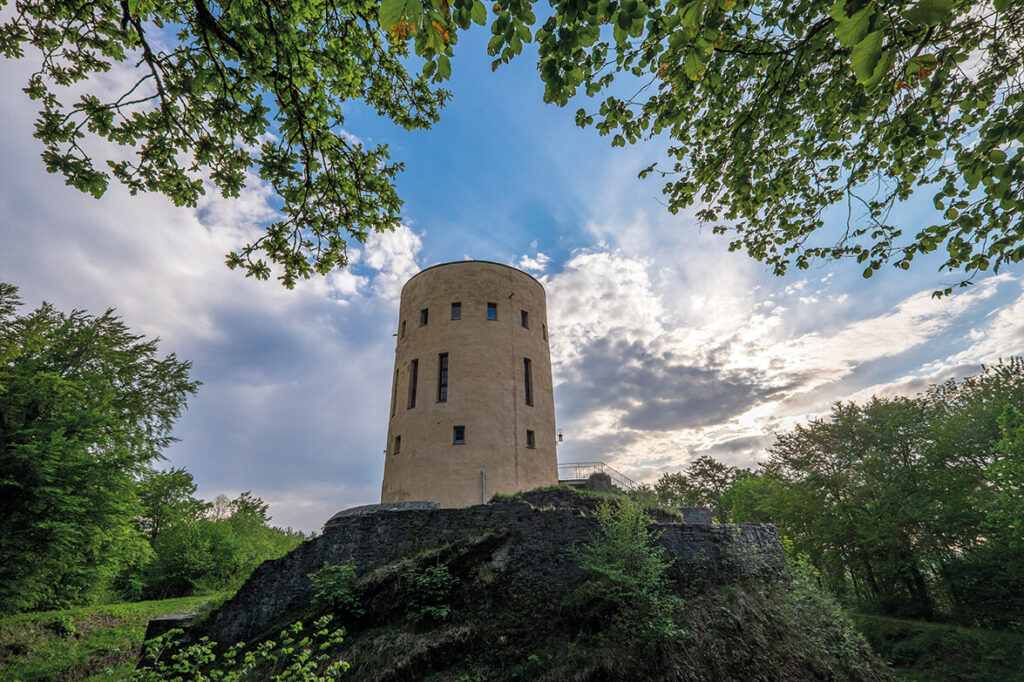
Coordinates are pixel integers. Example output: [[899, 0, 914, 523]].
[[323, 501, 440, 529]]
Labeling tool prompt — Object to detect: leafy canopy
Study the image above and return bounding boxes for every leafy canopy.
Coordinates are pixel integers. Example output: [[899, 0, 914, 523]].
[[6, 1, 1022, 291], [0, 0, 448, 287], [0, 282, 199, 613], [385, 0, 1024, 294]]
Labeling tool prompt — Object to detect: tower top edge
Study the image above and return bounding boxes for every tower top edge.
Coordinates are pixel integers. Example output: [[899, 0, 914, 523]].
[[401, 260, 546, 293]]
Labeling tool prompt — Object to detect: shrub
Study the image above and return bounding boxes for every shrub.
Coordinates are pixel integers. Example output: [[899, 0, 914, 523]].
[[309, 560, 363, 617], [49, 614, 75, 640], [403, 564, 459, 624], [130, 615, 348, 681], [573, 497, 684, 642]]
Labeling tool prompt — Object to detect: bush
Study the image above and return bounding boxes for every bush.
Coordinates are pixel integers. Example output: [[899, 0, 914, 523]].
[[310, 560, 363, 617], [403, 564, 459, 624], [48, 615, 75, 640], [131, 615, 348, 681], [572, 497, 684, 643]]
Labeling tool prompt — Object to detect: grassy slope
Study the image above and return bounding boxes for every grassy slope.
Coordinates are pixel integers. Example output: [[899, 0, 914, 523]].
[[0, 594, 225, 682], [851, 614, 1024, 682]]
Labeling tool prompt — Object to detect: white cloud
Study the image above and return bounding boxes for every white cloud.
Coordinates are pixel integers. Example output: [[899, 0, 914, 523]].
[[545, 190, 1024, 483], [362, 226, 424, 300], [518, 252, 552, 273]]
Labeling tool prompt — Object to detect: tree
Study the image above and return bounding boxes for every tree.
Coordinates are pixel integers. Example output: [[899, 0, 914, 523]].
[[8, 2, 1021, 291], [0, 283, 199, 613], [725, 359, 1024, 627], [387, 0, 1024, 292], [0, 0, 448, 287], [137, 467, 210, 540], [653, 454, 749, 522]]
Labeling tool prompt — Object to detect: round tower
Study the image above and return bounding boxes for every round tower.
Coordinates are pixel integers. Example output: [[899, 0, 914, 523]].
[[381, 261, 557, 507]]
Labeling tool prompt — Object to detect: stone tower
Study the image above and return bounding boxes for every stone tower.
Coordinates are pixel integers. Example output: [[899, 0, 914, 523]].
[[381, 261, 557, 507]]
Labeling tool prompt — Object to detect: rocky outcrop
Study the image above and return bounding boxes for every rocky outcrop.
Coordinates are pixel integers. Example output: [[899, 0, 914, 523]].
[[189, 488, 891, 681], [202, 488, 784, 646]]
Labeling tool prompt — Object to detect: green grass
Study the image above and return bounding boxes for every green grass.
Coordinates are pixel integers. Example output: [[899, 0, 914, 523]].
[[0, 594, 227, 682], [851, 613, 1024, 682]]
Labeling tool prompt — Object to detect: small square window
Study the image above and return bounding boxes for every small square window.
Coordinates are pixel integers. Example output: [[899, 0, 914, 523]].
[[451, 302, 461, 320], [521, 310, 529, 328], [394, 435, 401, 454], [453, 425, 466, 444], [420, 308, 429, 326], [487, 302, 497, 321], [526, 430, 535, 449]]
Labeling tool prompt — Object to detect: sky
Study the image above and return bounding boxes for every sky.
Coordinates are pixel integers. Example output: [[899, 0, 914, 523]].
[[2, 25, 1023, 532]]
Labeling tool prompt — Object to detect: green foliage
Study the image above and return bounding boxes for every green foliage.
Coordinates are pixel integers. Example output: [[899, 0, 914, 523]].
[[380, 1, 1024, 292], [652, 454, 751, 522], [130, 490, 306, 600], [0, 594, 224, 681], [310, 560, 363, 617], [0, 283, 199, 614], [48, 614, 75, 640], [403, 564, 459, 624], [130, 615, 348, 681], [724, 358, 1024, 629], [573, 496, 683, 643], [852, 614, 1024, 682], [0, 0, 448, 287], [779, 569, 880, 681]]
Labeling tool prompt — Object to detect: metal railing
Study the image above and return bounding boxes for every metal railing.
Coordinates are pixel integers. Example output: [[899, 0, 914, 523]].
[[557, 462, 638, 491]]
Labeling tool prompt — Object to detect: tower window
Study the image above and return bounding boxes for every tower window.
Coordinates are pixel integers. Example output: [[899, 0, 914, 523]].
[[523, 358, 533, 406], [451, 302, 461, 320], [420, 308, 429, 326], [408, 359, 419, 408], [394, 435, 401, 454], [391, 368, 399, 416], [453, 425, 466, 444], [438, 353, 449, 402], [401, 320, 406, 337], [542, 324, 547, 341], [521, 310, 529, 328], [487, 302, 497, 320], [526, 430, 535, 449]]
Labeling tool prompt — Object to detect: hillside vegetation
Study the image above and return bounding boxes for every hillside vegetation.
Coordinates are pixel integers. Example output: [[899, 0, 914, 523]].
[[0, 595, 223, 681]]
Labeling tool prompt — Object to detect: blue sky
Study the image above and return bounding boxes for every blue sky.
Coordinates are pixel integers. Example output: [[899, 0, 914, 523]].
[[2, 26, 1023, 531]]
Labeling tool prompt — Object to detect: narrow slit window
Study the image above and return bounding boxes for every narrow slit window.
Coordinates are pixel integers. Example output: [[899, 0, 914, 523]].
[[487, 302, 497, 321], [542, 324, 547, 341], [523, 358, 533, 406], [437, 353, 449, 402], [453, 425, 466, 444], [391, 368, 399, 416], [394, 435, 401, 454], [521, 310, 529, 328], [451, 302, 461, 320], [401, 320, 406, 337], [408, 359, 419, 408], [420, 308, 429, 326], [526, 430, 535, 449]]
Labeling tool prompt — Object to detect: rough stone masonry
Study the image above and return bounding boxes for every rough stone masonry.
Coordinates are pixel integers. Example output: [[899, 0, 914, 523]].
[[198, 489, 787, 646]]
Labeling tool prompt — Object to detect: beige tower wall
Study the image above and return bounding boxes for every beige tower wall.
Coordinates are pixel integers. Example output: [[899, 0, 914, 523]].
[[381, 261, 558, 507]]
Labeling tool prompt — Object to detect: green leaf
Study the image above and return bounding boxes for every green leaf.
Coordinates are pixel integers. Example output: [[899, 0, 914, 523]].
[[379, 0, 423, 29], [437, 54, 452, 79], [988, 149, 1007, 163], [850, 30, 884, 84], [862, 49, 891, 89], [833, 5, 874, 48], [471, 0, 486, 25], [904, 0, 953, 27], [684, 51, 705, 80]]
